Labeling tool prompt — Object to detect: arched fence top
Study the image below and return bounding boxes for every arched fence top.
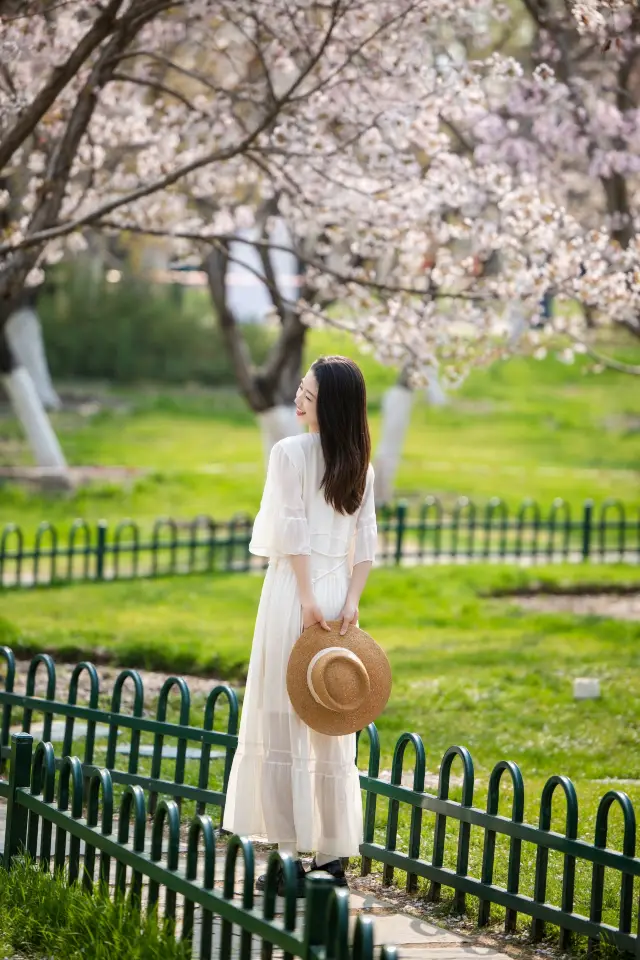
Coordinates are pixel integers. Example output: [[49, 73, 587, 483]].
[[3, 705, 640, 957], [452, 497, 477, 522], [203, 684, 239, 734], [223, 833, 256, 908], [186, 814, 216, 887], [390, 732, 426, 793], [57, 754, 84, 817], [356, 722, 380, 778], [30, 740, 56, 801], [156, 675, 191, 724], [151, 517, 179, 545], [150, 798, 181, 870], [538, 774, 579, 838], [87, 767, 114, 834], [110, 668, 144, 715], [438, 745, 475, 805], [420, 495, 444, 519], [34, 521, 58, 549], [487, 759, 525, 822], [326, 885, 352, 958], [0, 646, 16, 691], [25, 653, 56, 700], [516, 498, 542, 523], [260, 849, 298, 928], [599, 497, 626, 523], [117, 784, 147, 850], [68, 661, 100, 707], [190, 514, 216, 534], [1, 523, 24, 552], [594, 790, 636, 856], [68, 518, 92, 544], [114, 519, 140, 544], [228, 512, 253, 526], [485, 497, 508, 522], [549, 497, 572, 522]]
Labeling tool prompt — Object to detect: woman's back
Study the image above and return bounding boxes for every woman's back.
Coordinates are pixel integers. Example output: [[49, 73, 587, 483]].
[[250, 432, 376, 578]]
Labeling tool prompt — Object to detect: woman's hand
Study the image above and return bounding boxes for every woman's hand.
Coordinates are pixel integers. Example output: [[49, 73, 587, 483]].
[[338, 598, 359, 636], [302, 602, 330, 631]]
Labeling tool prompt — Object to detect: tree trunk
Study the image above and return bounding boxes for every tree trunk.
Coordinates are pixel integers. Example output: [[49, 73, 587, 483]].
[[6, 306, 62, 409], [373, 383, 414, 505], [0, 327, 67, 471], [256, 404, 301, 463], [204, 243, 306, 465], [374, 364, 447, 504]]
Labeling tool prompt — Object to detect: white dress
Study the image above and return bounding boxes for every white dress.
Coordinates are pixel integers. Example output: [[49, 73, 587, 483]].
[[222, 433, 377, 856]]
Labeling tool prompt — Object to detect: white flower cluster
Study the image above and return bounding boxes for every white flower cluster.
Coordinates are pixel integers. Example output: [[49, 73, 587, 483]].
[[0, 0, 638, 381]]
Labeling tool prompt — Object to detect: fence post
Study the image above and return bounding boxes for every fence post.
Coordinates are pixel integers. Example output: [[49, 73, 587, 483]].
[[304, 873, 339, 956], [395, 502, 407, 566], [4, 733, 33, 869], [581, 499, 594, 563], [95, 521, 107, 581]]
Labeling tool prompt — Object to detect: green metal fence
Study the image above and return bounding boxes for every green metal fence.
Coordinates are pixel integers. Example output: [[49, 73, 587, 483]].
[[0, 733, 396, 960], [1, 496, 638, 588], [355, 727, 640, 955], [2, 648, 640, 955], [0, 646, 238, 827]]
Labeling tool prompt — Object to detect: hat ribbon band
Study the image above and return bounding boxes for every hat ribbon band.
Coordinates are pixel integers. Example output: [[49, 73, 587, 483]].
[[307, 647, 365, 710]]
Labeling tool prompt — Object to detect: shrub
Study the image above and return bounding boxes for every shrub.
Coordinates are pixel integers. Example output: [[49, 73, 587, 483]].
[[38, 260, 274, 386]]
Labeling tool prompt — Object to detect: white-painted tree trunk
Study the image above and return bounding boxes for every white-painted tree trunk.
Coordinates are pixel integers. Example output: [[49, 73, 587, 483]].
[[1, 366, 68, 469], [6, 307, 62, 410], [424, 364, 448, 407], [374, 366, 448, 504], [373, 385, 415, 504], [256, 404, 301, 465], [506, 301, 527, 346]]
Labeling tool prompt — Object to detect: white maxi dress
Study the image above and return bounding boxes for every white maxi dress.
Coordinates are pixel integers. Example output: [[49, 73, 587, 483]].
[[222, 432, 377, 856]]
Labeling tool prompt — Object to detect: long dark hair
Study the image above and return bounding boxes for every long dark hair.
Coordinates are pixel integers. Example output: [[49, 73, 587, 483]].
[[312, 355, 371, 515]]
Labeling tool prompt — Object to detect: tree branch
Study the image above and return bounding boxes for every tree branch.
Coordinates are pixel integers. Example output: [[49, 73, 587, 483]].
[[0, 8, 348, 256], [111, 71, 202, 113], [569, 335, 640, 375], [26, 0, 175, 238], [202, 243, 269, 412], [0, 0, 126, 172], [90, 219, 494, 302]]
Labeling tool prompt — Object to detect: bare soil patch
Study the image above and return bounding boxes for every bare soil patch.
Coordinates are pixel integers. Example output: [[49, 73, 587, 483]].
[[512, 592, 639, 620], [7, 658, 225, 705]]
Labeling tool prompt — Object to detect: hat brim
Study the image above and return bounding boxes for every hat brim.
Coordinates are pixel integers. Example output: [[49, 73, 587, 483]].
[[286, 621, 392, 736]]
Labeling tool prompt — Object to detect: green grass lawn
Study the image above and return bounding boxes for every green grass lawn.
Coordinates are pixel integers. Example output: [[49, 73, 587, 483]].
[[1, 331, 639, 537], [2, 563, 638, 781], [1, 562, 639, 945]]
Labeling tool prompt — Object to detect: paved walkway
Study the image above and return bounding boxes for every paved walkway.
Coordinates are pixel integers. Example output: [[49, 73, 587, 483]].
[[241, 851, 509, 960]]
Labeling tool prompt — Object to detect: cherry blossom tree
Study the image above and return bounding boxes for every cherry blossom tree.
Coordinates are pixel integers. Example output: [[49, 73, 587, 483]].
[[1, 0, 639, 477]]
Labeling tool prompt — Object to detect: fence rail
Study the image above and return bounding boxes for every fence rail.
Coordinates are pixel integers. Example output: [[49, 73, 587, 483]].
[[2, 648, 640, 955], [1, 496, 638, 588]]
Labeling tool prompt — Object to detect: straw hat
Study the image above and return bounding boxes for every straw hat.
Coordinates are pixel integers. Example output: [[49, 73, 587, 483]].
[[286, 621, 392, 736]]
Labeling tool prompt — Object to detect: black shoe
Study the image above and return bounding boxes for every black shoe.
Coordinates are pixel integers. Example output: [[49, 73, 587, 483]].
[[256, 858, 306, 897], [309, 858, 348, 888]]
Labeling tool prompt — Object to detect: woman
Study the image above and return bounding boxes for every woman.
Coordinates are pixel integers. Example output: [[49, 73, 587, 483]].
[[222, 355, 377, 896]]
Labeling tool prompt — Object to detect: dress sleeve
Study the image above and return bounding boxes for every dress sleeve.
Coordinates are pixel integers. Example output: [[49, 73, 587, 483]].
[[249, 442, 311, 558], [353, 465, 377, 565]]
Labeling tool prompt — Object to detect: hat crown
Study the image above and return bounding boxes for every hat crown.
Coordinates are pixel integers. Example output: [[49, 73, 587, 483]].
[[287, 621, 392, 736], [307, 647, 370, 713]]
